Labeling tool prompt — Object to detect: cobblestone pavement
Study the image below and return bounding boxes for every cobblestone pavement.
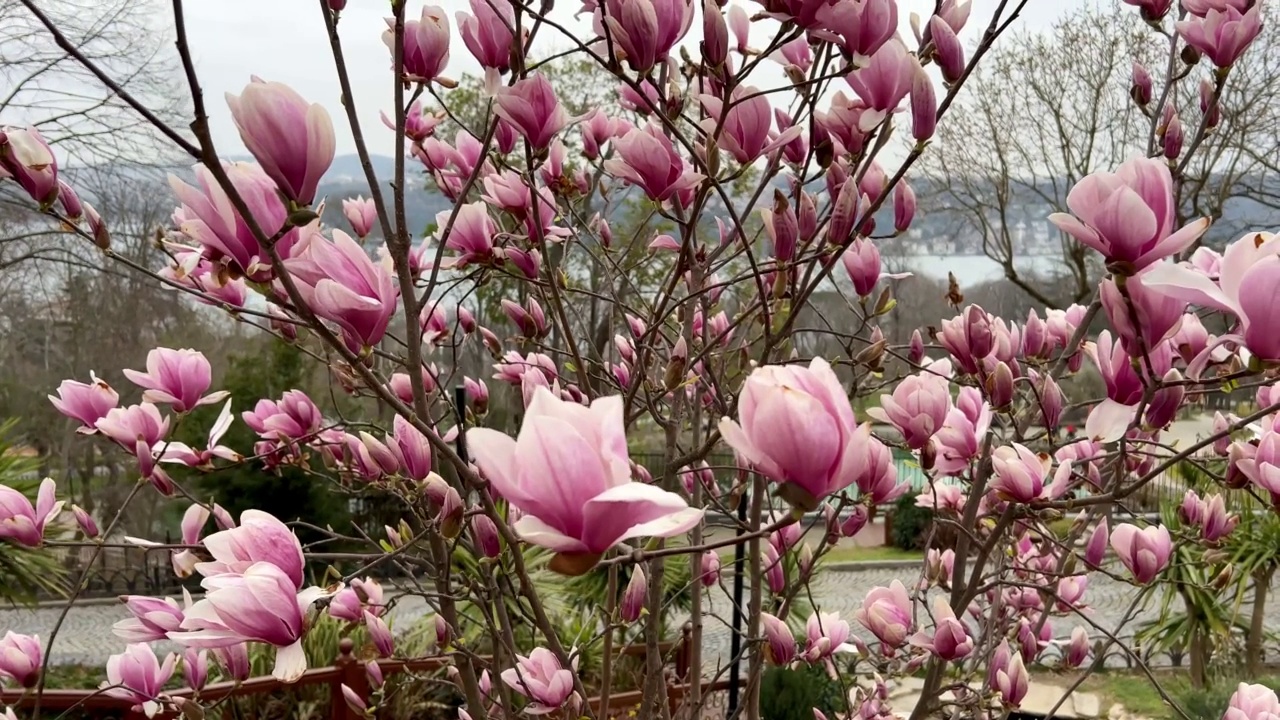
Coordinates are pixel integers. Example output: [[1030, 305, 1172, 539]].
[[4, 566, 1276, 671]]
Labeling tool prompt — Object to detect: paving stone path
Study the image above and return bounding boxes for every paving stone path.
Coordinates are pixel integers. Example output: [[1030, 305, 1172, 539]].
[[4, 565, 1276, 673]]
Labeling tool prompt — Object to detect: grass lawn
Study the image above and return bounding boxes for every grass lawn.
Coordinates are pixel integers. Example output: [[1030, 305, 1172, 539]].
[[1031, 669, 1280, 720], [819, 545, 923, 563]]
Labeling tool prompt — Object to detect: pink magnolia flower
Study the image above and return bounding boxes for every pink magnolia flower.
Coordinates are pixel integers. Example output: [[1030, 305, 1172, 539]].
[[846, 40, 919, 129], [700, 86, 800, 164], [1084, 331, 1145, 443], [1109, 523, 1172, 584], [597, 0, 694, 73], [1224, 683, 1280, 720], [990, 444, 1051, 503], [932, 388, 991, 475], [909, 597, 973, 660], [329, 577, 385, 622], [284, 229, 400, 351], [916, 483, 965, 514], [815, 0, 897, 66], [868, 363, 952, 450], [993, 642, 1029, 706], [856, 580, 913, 648], [169, 162, 298, 282], [469, 388, 702, 573], [94, 404, 170, 480], [1235, 417, 1280, 501], [226, 79, 334, 206], [102, 643, 176, 718], [494, 73, 570, 150], [719, 358, 871, 509], [700, 550, 721, 586], [1100, 270, 1185, 355], [761, 612, 796, 665], [1143, 232, 1280, 362], [501, 647, 577, 713], [243, 390, 322, 443], [343, 196, 378, 238], [1121, 0, 1173, 20], [439, 201, 497, 268], [1064, 626, 1091, 668], [492, 351, 557, 385], [803, 611, 854, 662], [387, 6, 450, 83], [604, 123, 704, 203], [387, 415, 434, 483], [0, 631, 41, 687], [114, 594, 190, 643], [456, 0, 514, 72], [171, 562, 330, 682], [1176, 5, 1262, 68], [1048, 158, 1210, 272], [195, 509, 305, 589], [48, 372, 118, 432], [0, 127, 58, 207], [123, 348, 227, 413]]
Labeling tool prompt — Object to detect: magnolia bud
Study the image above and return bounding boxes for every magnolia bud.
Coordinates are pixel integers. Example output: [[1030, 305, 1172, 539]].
[[798, 192, 817, 243], [911, 69, 936, 142], [909, 329, 926, 364], [71, 504, 98, 538], [1200, 79, 1221, 128], [1163, 113, 1184, 160], [1085, 518, 1108, 568], [439, 487, 464, 539], [986, 361, 1014, 408], [893, 181, 916, 233], [700, 550, 721, 587], [385, 524, 403, 548], [470, 514, 501, 558], [840, 505, 869, 537], [621, 566, 647, 623], [1131, 62, 1153, 106], [211, 504, 235, 530], [702, 0, 728, 66], [842, 238, 881, 297], [84, 203, 110, 249], [434, 614, 452, 649], [929, 17, 965, 83]]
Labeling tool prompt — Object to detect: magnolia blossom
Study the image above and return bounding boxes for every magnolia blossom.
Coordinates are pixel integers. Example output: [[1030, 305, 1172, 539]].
[[0, 478, 63, 548], [456, 0, 515, 72], [48, 372, 118, 432], [501, 648, 577, 714], [719, 358, 882, 509], [855, 580, 913, 648], [0, 631, 41, 687], [1175, 5, 1263, 68], [803, 611, 854, 662], [909, 597, 973, 660], [388, 5, 451, 82], [1224, 683, 1280, 720], [195, 509, 305, 588], [604, 123, 704, 203], [226, 78, 334, 206], [469, 388, 702, 573], [284, 229, 400, 351], [1144, 232, 1280, 363], [102, 643, 176, 718], [1048, 157, 1209, 271], [868, 362, 952, 450], [494, 73, 570, 150], [170, 562, 332, 682], [0, 126, 58, 206], [114, 593, 190, 643], [1110, 523, 1172, 584]]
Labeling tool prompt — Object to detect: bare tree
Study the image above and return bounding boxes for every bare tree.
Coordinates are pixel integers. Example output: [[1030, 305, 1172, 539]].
[[920, 3, 1280, 308]]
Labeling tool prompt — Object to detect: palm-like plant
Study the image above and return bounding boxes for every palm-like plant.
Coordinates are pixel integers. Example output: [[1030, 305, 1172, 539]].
[[0, 420, 67, 606]]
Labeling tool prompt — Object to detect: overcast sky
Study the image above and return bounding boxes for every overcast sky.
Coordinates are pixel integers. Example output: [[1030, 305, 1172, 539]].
[[176, 0, 1090, 158]]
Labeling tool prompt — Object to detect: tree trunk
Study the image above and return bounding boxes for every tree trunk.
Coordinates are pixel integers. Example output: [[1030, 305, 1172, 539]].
[[1189, 624, 1207, 689], [1247, 567, 1275, 679]]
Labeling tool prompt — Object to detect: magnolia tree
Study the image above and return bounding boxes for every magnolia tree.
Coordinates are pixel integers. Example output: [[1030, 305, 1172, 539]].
[[0, 0, 1276, 719]]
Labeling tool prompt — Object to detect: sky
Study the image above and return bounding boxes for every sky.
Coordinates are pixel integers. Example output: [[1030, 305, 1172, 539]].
[[177, 0, 1094, 159]]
